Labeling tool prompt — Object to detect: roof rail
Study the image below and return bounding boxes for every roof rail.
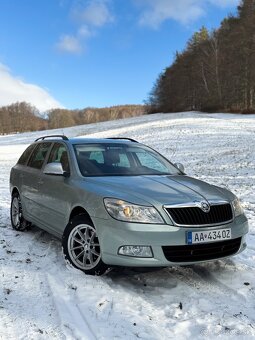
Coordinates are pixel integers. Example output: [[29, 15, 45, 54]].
[[35, 135, 69, 142], [106, 137, 138, 143]]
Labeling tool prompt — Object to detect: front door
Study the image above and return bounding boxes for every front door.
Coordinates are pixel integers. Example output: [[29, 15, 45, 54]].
[[38, 143, 73, 236]]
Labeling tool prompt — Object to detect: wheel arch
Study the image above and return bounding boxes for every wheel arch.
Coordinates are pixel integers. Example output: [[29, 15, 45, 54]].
[[11, 187, 20, 197], [69, 206, 93, 225]]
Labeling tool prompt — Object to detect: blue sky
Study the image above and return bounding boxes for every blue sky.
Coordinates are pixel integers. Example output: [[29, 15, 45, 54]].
[[0, 0, 239, 111]]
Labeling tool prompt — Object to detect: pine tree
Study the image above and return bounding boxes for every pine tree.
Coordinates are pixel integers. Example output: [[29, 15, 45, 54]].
[[148, 0, 255, 113]]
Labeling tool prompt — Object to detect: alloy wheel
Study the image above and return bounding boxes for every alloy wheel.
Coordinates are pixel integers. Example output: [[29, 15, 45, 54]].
[[11, 196, 21, 227], [67, 224, 101, 270]]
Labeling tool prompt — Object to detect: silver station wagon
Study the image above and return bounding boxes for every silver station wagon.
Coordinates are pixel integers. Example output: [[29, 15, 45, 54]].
[[10, 135, 249, 275]]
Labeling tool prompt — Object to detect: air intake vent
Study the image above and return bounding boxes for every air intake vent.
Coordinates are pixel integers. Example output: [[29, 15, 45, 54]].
[[162, 238, 241, 262]]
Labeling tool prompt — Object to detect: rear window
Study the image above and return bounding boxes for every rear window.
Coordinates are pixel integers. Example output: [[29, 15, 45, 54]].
[[17, 144, 36, 166]]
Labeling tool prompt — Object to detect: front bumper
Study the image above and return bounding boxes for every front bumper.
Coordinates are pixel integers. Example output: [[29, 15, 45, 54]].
[[92, 213, 249, 267]]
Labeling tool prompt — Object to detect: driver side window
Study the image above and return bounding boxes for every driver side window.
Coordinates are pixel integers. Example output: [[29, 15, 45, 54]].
[[48, 143, 70, 173]]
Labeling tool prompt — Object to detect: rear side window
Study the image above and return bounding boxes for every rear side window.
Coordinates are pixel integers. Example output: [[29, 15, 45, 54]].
[[17, 144, 36, 165], [27, 142, 52, 170]]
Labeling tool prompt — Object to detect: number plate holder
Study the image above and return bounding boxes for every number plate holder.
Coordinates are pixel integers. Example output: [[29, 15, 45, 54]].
[[186, 228, 232, 245]]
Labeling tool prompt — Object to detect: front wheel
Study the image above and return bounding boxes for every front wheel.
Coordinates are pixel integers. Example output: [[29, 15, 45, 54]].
[[62, 215, 108, 275], [10, 192, 31, 231]]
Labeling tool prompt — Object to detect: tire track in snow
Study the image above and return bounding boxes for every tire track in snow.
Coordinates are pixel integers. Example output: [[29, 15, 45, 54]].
[[46, 274, 97, 340]]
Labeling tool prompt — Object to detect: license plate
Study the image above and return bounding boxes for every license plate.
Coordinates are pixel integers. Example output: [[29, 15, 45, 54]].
[[187, 228, 231, 245]]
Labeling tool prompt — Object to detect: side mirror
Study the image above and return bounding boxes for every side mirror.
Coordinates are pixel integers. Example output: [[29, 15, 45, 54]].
[[174, 162, 185, 173], [43, 162, 69, 177]]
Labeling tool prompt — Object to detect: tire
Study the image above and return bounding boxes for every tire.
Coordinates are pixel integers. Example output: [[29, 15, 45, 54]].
[[10, 192, 31, 231], [62, 215, 108, 275]]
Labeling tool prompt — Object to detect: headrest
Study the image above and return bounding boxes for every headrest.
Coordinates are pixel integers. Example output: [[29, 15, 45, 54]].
[[79, 151, 91, 159], [105, 150, 120, 165]]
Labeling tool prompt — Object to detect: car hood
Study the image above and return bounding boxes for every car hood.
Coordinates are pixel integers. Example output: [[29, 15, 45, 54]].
[[86, 175, 234, 206]]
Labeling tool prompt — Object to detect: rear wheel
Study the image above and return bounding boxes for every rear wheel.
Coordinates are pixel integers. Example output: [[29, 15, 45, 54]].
[[10, 192, 31, 231], [62, 215, 108, 275]]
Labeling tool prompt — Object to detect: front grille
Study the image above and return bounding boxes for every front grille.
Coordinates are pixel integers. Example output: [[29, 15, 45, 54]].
[[162, 237, 241, 262], [165, 203, 233, 226]]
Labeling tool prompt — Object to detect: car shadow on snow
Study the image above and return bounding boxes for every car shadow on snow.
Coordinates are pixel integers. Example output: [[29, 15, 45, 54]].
[[106, 259, 239, 293]]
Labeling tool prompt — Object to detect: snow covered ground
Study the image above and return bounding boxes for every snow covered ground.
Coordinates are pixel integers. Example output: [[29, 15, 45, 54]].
[[0, 112, 255, 340]]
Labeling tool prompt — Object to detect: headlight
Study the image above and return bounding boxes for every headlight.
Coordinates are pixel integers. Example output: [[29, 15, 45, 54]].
[[104, 198, 164, 224], [232, 198, 244, 217]]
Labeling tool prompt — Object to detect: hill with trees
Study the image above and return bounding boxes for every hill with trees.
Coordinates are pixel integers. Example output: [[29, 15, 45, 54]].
[[148, 0, 255, 114], [0, 102, 145, 135]]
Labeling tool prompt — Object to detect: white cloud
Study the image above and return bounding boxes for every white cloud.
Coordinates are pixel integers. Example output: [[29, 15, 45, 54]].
[[137, 0, 239, 28], [76, 0, 114, 27], [56, 0, 113, 54], [138, 0, 203, 27], [78, 25, 94, 38], [0, 63, 63, 112], [56, 34, 82, 54]]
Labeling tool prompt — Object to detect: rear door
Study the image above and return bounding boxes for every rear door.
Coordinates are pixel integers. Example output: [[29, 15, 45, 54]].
[[22, 142, 52, 223]]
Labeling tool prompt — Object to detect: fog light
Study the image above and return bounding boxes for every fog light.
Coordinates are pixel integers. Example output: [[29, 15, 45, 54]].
[[118, 245, 153, 258]]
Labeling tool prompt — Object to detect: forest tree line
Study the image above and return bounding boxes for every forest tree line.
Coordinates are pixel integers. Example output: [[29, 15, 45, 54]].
[[0, 102, 146, 135], [149, 0, 255, 113]]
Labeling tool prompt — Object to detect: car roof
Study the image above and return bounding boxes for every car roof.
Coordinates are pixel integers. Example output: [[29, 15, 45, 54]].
[[68, 138, 138, 145], [34, 135, 139, 145]]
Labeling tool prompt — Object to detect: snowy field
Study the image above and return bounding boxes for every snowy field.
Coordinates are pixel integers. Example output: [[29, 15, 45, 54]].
[[0, 112, 255, 340]]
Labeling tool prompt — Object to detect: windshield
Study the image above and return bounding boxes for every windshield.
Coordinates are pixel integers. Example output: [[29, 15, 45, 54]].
[[73, 143, 181, 177]]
